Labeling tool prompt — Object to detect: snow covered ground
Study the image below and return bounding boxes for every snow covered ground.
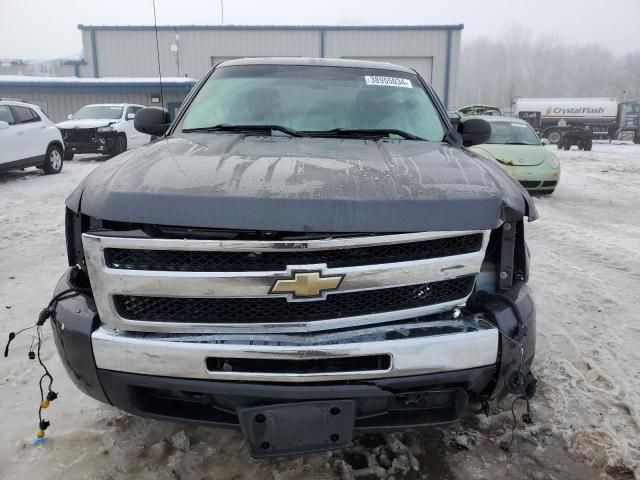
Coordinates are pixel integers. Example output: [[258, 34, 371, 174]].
[[1, 144, 639, 479]]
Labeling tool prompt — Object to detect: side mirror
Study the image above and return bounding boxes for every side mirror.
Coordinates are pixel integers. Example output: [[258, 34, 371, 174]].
[[0, 121, 9, 130], [127, 113, 135, 120], [540, 138, 550, 146], [134, 107, 171, 136], [67, 114, 73, 120], [458, 118, 491, 147]]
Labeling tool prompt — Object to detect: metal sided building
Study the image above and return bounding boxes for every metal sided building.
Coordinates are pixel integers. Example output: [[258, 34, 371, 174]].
[[0, 77, 195, 122], [78, 24, 462, 107], [0, 24, 462, 121]]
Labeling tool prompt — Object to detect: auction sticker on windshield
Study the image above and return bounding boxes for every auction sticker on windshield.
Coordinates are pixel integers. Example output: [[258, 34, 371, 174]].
[[364, 76, 412, 88]]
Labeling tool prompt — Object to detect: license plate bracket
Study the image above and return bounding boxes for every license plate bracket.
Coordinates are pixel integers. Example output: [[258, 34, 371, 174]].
[[237, 400, 356, 457]]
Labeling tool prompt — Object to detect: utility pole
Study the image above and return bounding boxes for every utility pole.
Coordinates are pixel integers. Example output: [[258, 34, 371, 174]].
[[220, 0, 224, 25]]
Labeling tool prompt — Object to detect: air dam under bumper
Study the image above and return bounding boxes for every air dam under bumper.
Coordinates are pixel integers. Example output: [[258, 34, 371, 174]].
[[91, 326, 499, 383]]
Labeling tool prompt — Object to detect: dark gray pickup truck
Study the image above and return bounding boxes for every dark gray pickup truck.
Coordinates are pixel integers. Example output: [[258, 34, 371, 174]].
[[54, 58, 538, 457]]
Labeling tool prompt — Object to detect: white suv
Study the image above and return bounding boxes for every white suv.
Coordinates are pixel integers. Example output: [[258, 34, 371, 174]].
[[0, 99, 65, 174], [55, 103, 151, 160]]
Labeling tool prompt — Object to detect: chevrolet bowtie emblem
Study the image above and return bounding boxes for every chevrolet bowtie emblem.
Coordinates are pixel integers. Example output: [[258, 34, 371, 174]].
[[271, 271, 344, 299]]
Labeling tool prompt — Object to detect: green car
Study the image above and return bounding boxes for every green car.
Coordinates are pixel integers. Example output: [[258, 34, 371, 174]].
[[468, 116, 561, 194]]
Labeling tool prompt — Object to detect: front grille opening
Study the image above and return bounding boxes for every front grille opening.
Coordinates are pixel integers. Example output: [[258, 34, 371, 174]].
[[114, 275, 475, 324], [519, 180, 541, 188], [61, 128, 97, 142], [104, 234, 483, 272], [206, 355, 391, 374], [541, 181, 557, 187]]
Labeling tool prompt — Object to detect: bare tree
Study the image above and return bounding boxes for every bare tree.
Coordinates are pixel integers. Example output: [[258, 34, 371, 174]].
[[455, 27, 634, 110]]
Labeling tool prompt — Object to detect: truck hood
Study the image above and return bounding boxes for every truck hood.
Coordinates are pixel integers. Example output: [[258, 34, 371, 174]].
[[471, 144, 550, 167], [55, 119, 115, 129], [67, 134, 537, 233]]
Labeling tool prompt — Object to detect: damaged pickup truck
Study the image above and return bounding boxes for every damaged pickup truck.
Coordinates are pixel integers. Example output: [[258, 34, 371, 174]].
[[54, 58, 538, 457], [55, 103, 149, 160]]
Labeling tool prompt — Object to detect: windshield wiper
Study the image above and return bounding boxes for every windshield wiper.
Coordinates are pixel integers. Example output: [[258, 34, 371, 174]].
[[182, 124, 304, 137], [302, 128, 424, 140]]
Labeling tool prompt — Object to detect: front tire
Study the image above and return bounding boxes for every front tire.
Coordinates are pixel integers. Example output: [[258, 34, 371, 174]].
[[547, 130, 562, 144], [584, 139, 592, 151], [633, 135, 640, 145], [42, 144, 63, 174], [110, 134, 127, 158]]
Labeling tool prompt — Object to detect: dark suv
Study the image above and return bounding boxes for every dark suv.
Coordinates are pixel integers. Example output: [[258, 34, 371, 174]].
[[54, 58, 537, 457]]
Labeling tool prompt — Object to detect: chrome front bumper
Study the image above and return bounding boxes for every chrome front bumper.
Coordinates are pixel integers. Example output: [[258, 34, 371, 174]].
[[92, 318, 499, 383]]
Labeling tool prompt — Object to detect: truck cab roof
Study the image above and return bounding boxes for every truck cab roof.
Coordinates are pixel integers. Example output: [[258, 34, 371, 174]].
[[217, 57, 416, 74]]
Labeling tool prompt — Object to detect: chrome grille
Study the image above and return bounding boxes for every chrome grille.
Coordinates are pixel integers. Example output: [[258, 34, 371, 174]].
[[114, 276, 476, 324], [104, 234, 483, 271], [82, 230, 490, 333]]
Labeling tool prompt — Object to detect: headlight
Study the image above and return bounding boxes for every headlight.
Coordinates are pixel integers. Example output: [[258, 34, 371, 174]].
[[548, 155, 560, 169], [97, 126, 114, 133]]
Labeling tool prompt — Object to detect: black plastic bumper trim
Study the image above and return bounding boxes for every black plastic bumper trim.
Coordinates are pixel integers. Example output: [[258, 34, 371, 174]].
[[96, 366, 494, 431]]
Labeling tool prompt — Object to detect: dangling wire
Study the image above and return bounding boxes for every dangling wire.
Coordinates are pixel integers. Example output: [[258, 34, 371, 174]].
[[4, 283, 91, 442], [474, 291, 535, 452]]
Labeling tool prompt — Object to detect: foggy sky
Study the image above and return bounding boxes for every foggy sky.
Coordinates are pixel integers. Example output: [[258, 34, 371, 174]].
[[1, 0, 638, 59]]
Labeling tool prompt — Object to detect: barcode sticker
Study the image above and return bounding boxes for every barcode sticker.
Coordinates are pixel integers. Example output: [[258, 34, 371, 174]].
[[364, 76, 413, 88]]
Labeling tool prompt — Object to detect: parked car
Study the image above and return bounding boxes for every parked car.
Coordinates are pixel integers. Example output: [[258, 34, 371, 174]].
[[53, 58, 538, 458], [457, 104, 503, 117], [55, 103, 150, 160], [0, 98, 64, 174], [469, 115, 561, 194]]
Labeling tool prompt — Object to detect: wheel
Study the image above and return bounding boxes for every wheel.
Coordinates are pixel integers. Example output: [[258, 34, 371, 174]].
[[584, 139, 592, 151], [547, 130, 561, 144], [557, 139, 563, 150], [42, 144, 63, 174], [633, 135, 640, 144], [563, 143, 570, 150], [63, 150, 74, 161], [110, 134, 127, 158]]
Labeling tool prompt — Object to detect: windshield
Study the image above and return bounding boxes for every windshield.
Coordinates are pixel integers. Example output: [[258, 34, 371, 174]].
[[486, 121, 541, 145], [177, 65, 446, 141], [73, 105, 123, 120]]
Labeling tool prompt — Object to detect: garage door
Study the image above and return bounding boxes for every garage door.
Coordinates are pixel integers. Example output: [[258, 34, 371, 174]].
[[344, 57, 433, 82]]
